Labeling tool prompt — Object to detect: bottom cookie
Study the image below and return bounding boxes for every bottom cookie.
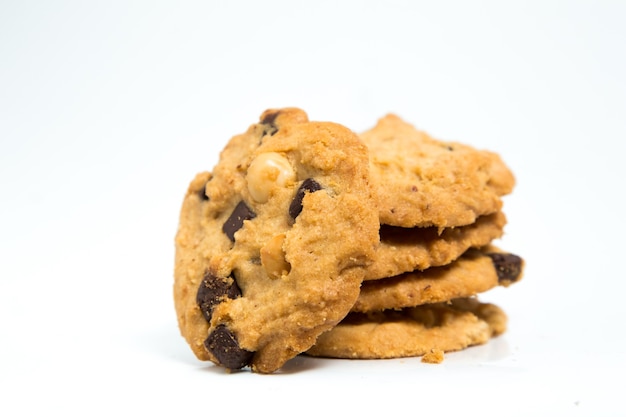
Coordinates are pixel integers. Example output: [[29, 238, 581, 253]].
[[306, 298, 506, 359]]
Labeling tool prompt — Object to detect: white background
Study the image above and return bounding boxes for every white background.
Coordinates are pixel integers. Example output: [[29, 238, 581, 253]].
[[1, 1, 625, 415]]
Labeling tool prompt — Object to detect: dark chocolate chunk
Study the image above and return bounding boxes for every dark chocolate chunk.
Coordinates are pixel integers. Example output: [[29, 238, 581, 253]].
[[486, 252, 523, 283], [196, 271, 242, 322], [205, 325, 253, 370], [260, 110, 280, 125], [260, 110, 281, 136], [223, 201, 256, 242], [289, 178, 322, 219]]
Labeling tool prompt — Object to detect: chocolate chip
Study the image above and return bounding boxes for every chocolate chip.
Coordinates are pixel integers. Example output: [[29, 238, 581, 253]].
[[486, 252, 523, 283], [289, 178, 322, 219], [260, 110, 281, 136], [260, 110, 280, 125], [223, 201, 256, 242], [196, 271, 242, 322], [205, 325, 253, 370]]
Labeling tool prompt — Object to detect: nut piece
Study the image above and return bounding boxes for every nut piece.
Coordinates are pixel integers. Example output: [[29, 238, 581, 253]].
[[261, 233, 291, 279], [247, 152, 296, 203]]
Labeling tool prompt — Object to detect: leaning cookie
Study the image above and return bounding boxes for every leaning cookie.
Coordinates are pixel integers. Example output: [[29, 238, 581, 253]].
[[361, 114, 515, 229], [354, 246, 523, 312], [365, 211, 507, 280], [306, 298, 506, 359], [174, 108, 379, 373]]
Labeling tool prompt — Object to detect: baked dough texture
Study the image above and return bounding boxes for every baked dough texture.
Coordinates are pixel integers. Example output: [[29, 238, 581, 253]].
[[361, 114, 515, 228], [365, 211, 507, 280], [306, 298, 507, 359], [355, 245, 524, 312]]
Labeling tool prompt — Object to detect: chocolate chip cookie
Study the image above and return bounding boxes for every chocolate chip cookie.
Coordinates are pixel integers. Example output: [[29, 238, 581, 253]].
[[354, 245, 524, 312], [362, 114, 515, 228], [306, 298, 507, 359], [174, 108, 379, 373], [365, 211, 507, 280]]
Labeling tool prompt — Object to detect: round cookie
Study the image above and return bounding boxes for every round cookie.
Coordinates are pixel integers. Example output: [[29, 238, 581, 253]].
[[174, 108, 379, 373], [361, 114, 515, 228], [306, 298, 507, 359], [365, 211, 507, 280], [354, 246, 524, 312]]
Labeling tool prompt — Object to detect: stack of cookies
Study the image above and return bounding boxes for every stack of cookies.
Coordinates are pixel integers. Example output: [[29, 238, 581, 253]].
[[307, 114, 523, 362], [173, 108, 524, 373]]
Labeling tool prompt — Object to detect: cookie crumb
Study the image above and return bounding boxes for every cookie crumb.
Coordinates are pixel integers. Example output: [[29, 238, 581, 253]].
[[421, 349, 444, 364]]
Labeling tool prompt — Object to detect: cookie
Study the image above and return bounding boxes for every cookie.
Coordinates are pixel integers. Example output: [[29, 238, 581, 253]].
[[174, 108, 379, 373], [361, 114, 515, 228], [365, 211, 507, 280], [354, 246, 523, 312], [306, 298, 506, 359]]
